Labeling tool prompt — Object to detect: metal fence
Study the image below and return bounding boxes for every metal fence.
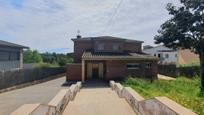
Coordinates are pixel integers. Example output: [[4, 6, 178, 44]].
[[0, 67, 65, 90]]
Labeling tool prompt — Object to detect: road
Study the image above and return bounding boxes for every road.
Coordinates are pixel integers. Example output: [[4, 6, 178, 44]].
[[0, 77, 66, 115]]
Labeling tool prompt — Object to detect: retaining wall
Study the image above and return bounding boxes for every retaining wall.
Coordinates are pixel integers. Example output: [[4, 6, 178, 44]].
[[110, 81, 197, 115], [10, 82, 82, 115]]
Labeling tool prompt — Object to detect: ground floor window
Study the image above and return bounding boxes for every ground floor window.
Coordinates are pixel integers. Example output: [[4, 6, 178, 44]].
[[127, 63, 140, 69]]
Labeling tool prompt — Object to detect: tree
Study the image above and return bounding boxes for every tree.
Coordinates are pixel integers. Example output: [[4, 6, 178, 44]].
[[23, 49, 43, 63], [154, 0, 204, 92], [23, 49, 33, 63], [33, 50, 43, 63]]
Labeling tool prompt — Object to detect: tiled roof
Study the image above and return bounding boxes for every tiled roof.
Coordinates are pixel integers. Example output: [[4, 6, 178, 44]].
[[82, 51, 158, 61], [0, 40, 28, 48], [72, 36, 144, 43]]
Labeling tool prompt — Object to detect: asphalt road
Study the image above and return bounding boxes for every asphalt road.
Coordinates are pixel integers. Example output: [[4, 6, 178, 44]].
[[0, 77, 66, 115]]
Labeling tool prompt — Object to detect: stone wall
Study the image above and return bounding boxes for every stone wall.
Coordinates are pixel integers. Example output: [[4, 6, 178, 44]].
[[110, 81, 197, 115], [0, 67, 65, 90]]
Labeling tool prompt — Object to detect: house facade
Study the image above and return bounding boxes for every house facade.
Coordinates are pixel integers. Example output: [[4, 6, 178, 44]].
[[0, 40, 28, 70], [66, 36, 158, 82], [143, 45, 199, 65]]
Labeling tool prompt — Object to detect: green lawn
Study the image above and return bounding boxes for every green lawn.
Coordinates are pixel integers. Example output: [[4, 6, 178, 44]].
[[121, 76, 204, 115]]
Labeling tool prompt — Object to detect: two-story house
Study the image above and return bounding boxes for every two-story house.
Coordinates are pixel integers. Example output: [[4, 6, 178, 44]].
[[66, 36, 158, 82]]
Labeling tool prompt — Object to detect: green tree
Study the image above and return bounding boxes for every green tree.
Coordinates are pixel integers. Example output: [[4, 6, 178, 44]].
[[23, 49, 33, 63], [154, 0, 204, 92], [23, 49, 43, 63], [33, 50, 43, 63]]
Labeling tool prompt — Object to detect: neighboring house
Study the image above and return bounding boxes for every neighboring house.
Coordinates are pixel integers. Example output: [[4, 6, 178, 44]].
[[143, 45, 199, 65], [0, 40, 28, 70], [66, 36, 158, 82]]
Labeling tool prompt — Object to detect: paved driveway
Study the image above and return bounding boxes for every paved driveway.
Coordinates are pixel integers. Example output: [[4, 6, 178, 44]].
[[63, 88, 136, 115], [0, 77, 66, 115]]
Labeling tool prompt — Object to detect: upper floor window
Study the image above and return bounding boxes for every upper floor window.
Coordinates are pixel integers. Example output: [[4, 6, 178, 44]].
[[112, 43, 120, 51], [97, 43, 105, 50]]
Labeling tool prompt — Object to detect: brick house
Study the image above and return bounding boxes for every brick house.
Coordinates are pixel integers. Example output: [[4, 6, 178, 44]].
[[66, 36, 158, 82]]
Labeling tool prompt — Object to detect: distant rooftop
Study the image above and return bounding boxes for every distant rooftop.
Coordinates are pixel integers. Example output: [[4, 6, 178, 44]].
[[72, 36, 144, 43], [0, 40, 29, 49]]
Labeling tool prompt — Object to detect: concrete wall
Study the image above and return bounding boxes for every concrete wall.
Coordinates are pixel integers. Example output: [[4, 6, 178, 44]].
[[110, 81, 197, 115], [10, 82, 82, 115], [0, 67, 65, 90]]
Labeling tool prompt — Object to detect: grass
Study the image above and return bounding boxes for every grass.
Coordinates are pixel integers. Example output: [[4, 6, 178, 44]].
[[121, 76, 204, 115]]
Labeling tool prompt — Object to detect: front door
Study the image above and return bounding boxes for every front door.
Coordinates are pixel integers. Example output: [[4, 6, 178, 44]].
[[87, 62, 104, 79], [92, 64, 99, 79]]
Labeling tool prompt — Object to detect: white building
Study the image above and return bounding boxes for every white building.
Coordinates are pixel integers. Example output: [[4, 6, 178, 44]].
[[143, 46, 177, 64]]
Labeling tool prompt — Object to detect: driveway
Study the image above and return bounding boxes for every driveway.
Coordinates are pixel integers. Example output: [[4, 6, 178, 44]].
[[63, 87, 136, 115], [0, 77, 66, 115]]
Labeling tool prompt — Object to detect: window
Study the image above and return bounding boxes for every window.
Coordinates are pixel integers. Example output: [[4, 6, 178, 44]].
[[165, 54, 169, 58], [158, 54, 161, 58], [154, 54, 156, 57], [112, 43, 120, 51], [145, 63, 151, 69], [98, 43, 105, 50], [127, 63, 140, 69]]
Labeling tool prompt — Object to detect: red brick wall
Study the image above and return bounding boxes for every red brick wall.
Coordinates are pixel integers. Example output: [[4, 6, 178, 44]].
[[74, 41, 92, 63], [94, 40, 124, 53], [105, 60, 158, 80], [124, 42, 142, 53], [66, 64, 82, 81]]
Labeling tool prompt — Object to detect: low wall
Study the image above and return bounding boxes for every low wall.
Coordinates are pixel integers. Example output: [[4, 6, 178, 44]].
[[66, 64, 82, 81], [110, 81, 197, 115], [0, 67, 65, 90], [10, 82, 82, 115]]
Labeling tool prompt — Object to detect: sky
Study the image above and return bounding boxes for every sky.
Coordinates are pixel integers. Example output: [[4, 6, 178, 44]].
[[0, 0, 180, 53]]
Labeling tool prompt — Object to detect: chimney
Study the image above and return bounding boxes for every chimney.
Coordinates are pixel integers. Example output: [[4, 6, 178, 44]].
[[77, 30, 81, 39]]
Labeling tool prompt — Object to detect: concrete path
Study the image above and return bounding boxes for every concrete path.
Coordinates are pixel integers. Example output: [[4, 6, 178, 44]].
[[0, 77, 66, 115], [158, 74, 176, 80], [63, 88, 136, 115]]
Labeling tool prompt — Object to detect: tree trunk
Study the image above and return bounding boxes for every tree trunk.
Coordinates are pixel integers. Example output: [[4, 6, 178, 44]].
[[199, 51, 204, 92]]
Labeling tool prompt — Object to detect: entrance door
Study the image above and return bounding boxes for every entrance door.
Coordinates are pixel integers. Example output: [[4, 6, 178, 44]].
[[86, 62, 104, 79], [92, 64, 99, 79]]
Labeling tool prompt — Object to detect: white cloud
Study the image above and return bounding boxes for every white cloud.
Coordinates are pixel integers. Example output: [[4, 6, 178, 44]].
[[0, 0, 179, 53]]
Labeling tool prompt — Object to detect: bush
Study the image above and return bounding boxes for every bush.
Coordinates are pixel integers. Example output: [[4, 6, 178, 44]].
[[33, 63, 59, 68]]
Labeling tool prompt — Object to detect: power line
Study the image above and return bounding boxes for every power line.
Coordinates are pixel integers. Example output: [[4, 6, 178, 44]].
[[103, 0, 124, 33]]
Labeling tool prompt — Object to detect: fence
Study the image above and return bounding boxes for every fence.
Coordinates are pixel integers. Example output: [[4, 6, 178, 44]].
[[0, 67, 65, 90], [158, 64, 200, 77]]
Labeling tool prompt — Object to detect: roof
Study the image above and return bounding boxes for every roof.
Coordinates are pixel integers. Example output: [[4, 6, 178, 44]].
[[0, 40, 29, 49], [72, 36, 144, 43], [82, 51, 158, 61]]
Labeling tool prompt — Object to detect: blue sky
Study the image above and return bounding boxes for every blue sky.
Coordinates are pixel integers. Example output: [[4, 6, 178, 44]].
[[0, 0, 179, 53]]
